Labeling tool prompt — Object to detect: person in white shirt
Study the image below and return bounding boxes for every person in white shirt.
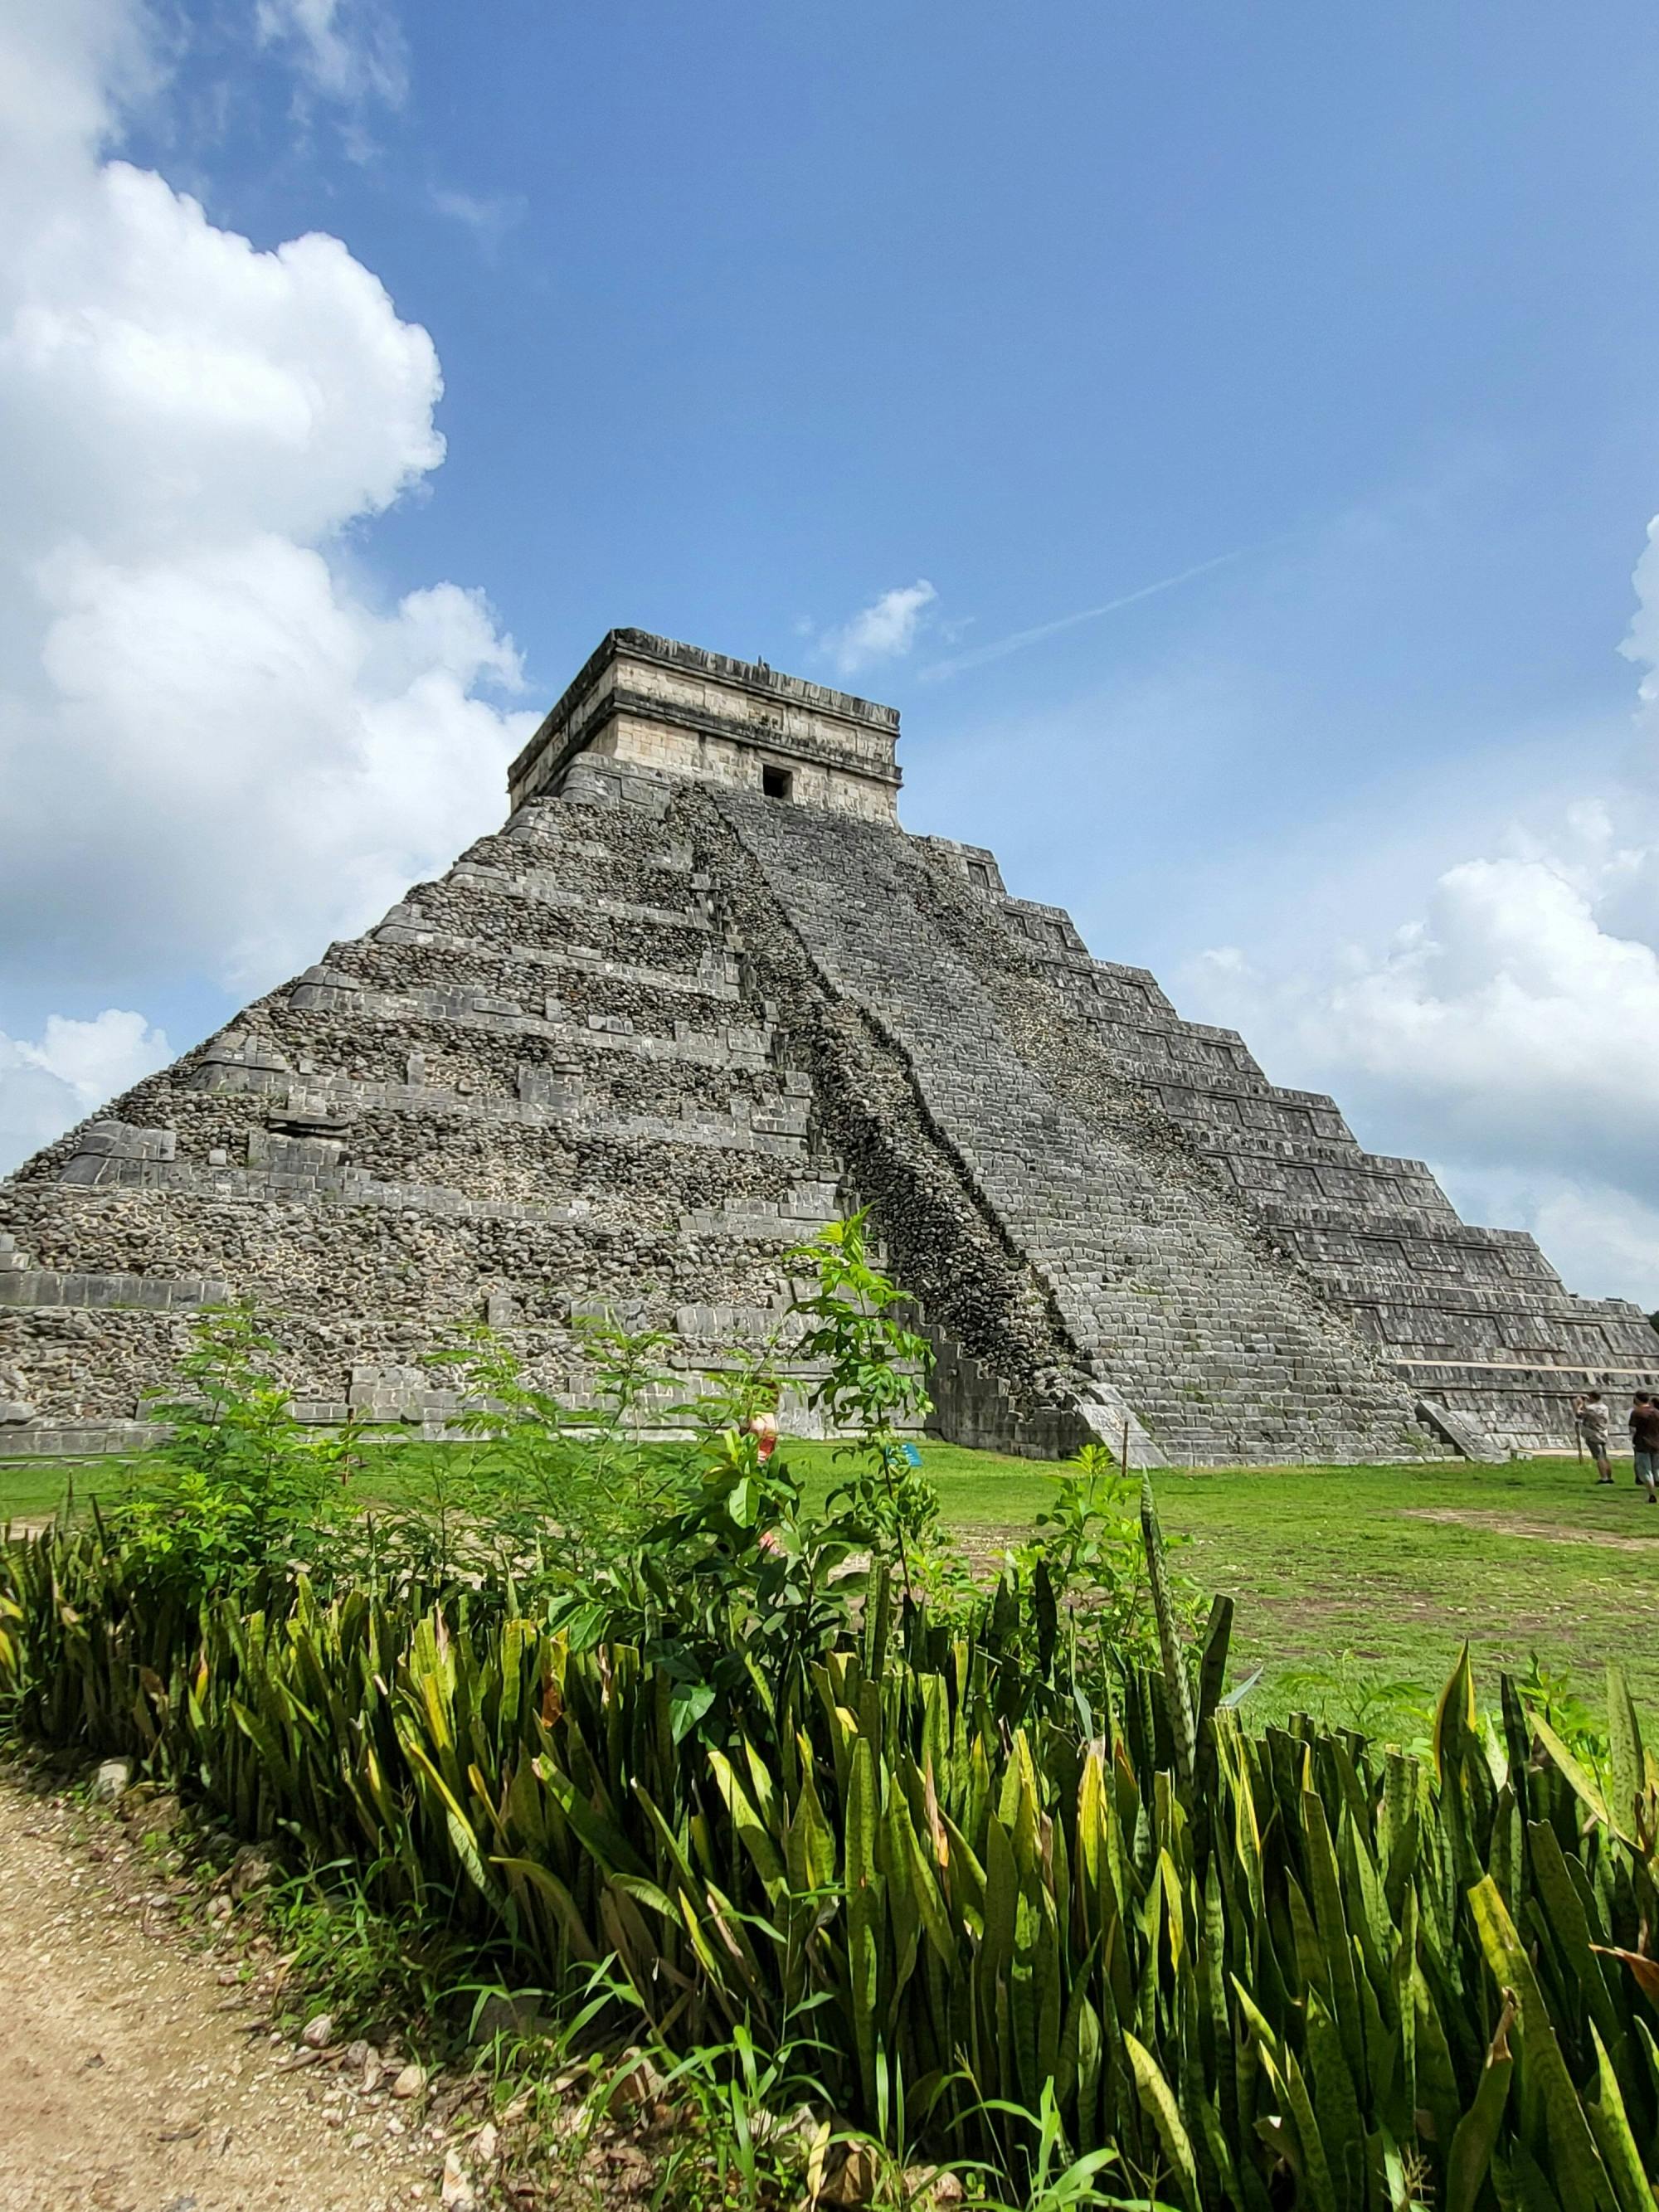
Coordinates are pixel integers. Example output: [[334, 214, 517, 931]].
[[1574, 1390, 1613, 1484]]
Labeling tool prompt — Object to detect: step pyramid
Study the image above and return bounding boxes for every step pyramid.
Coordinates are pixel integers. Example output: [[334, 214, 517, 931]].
[[4, 630, 1655, 1464]]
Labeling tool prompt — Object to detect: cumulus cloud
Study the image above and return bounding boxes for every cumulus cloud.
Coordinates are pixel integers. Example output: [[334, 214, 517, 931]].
[[0, 0, 538, 1172], [1312, 855, 1659, 1178], [0, 1011, 171, 1171], [1181, 522, 1659, 1305], [820, 581, 938, 678]]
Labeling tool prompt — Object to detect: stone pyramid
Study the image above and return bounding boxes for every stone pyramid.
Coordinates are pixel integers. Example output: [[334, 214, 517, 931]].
[[4, 630, 1655, 1465]]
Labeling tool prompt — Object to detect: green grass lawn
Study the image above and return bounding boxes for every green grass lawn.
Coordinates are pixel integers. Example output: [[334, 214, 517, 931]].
[[1151, 1454, 1659, 1726], [7, 1436, 1654, 1725], [919, 1445, 1659, 1725], [0, 1457, 127, 1522]]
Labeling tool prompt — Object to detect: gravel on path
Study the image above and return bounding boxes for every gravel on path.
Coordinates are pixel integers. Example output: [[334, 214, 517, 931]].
[[0, 1771, 438, 2212]]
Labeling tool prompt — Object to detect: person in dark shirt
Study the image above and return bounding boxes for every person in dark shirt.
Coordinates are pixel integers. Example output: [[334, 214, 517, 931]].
[[1630, 1394, 1659, 1502]]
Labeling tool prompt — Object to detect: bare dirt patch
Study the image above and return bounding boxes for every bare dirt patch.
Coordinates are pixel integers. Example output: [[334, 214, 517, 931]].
[[1399, 1506, 1659, 1553], [0, 1772, 438, 2212]]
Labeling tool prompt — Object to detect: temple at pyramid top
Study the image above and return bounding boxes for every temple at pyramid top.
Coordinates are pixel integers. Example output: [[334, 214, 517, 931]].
[[4, 625, 1657, 1468], [508, 629, 904, 821]]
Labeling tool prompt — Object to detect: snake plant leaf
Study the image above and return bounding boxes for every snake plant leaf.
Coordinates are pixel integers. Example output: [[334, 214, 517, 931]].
[[1219, 1665, 1263, 1711], [983, 1813, 1019, 1991], [1530, 1712, 1614, 1834], [490, 1854, 600, 1960], [1274, 2043, 1340, 2212], [1590, 1944, 1659, 2010], [1228, 1971, 1281, 2063], [1608, 1672, 1647, 1853], [1125, 2030, 1202, 2212], [1140, 1476, 1196, 1790], [1195, 2088, 1245, 2212], [1446, 1991, 1517, 2212], [1496, 2142, 1569, 2212], [1055, 1937, 1101, 2107], [707, 1746, 786, 1901], [1412, 1959, 1464, 2156], [1356, 1966, 1396, 2129], [847, 1733, 878, 1889], [1302, 1788, 1366, 2084], [533, 1761, 649, 1879], [897, 1797, 956, 1967], [1197, 1594, 1235, 1726], [1157, 1845, 1186, 1974], [1469, 1875, 1618, 2212], [1434, 1644, 1478, 1787], [1584, 2024, 1655, 2212], [784, 1762, 839, 1900], [1380, 1752, 1421, 1922], [445, 1803, 500, 1900], [1306, 1991, 1368, 2212], [1527, 1818, 1625, 2059], [1337, 1806, 1393, 1998]]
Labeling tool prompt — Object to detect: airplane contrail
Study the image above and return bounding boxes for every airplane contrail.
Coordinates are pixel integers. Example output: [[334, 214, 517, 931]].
[[917, 543, 1257, 683]]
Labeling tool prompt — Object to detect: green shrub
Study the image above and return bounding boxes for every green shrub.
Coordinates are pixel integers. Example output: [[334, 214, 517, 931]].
[[109, 1306, 337, 1594]]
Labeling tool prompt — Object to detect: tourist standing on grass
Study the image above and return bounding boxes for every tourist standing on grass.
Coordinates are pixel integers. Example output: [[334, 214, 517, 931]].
[[1578, 1391, 1613, 1482], [1631, 1393, 1659, 1502]]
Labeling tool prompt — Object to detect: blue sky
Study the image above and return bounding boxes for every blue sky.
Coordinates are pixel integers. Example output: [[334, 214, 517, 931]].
[[7, 0, 1659, 1301]]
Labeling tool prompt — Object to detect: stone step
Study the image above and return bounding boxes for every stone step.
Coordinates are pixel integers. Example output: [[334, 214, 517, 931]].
[[1327, 1271, 1608, 1319], [1217, 1156, 1453, 1213], [1352, 1296, 1647, 1354], [362, 927, 739, 1000], [445, 861, 711, 936], [36, 1150, 825, 1235], [0, 1421, 154, 1460], [1118, 1062, 1353, 1124], [0, 1266, 231, 1310], [283, 977, 775, 1072], [1253, 1197, 1531, 1246], [679, 1192, 842, 1242], [1183, 1121, 1428, 1174], [1278, 1213, 1530, 1255], [497, 811, 696, 874], [174, 1067, 817, 1163], [56, 1143, 823, 1219]]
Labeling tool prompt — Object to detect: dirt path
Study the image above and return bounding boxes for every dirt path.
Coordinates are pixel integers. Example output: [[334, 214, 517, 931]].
[[0, 1774, 438, 2212], [1399, 1505, 1659, 1553]]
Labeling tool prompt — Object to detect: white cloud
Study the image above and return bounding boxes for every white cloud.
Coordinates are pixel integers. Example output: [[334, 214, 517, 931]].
[[1179, 521, 1659, 1305], [0, 0, 538, 1171], [820, 580, 938, 678], [430, 186, 527, 254], [254, 0, 407, 110], [1308, 853, 1659, 1180], [2, 162, 443, 558], [0, 1012, 170, 1170]]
